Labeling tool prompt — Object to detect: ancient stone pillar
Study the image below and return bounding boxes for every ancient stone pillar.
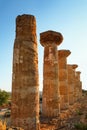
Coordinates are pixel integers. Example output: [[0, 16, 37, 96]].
[[40, 30, 63, 117], [76, 71, 82, 100], [67, 64, 74, 105], [72, 64, 78, 102], [11, 14, 40, 130], [58, 50, 71, 110]]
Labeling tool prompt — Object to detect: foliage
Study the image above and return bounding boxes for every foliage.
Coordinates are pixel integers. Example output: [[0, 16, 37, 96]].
[[74, 122, 87, 130], [0, 89, 9, 106]]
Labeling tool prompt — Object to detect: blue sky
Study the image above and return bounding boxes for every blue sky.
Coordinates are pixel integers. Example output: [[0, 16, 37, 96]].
[[0, 0, 87, 91]]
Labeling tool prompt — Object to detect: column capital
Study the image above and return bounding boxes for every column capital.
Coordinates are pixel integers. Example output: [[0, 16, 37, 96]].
[[76, 71, 81, 75], [72, 64, 78, 69], [58, 49, 71, 58], [40, 30, 63, 47]]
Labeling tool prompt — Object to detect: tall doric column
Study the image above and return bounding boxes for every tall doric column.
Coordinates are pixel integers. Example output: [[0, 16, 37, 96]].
[[72, 64, 78, 102], [11, 15, 40, 130], [40, 30, 63, 117], [58, 50, 71, 110], [67, 64, 74, 105], [76, 71, 82, 100]]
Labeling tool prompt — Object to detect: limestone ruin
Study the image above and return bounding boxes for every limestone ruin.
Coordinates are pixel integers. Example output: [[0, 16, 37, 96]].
[[75, 71, 82, 100], [9, 14, 83, 130], [72, 64, 78, 102], [40, 31, 63, 117], [67, 64, 74, 105], [58, 50, 71, 110], [11, 14, 40, 130]]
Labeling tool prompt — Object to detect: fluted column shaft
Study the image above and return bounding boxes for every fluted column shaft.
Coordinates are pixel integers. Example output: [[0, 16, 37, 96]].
[[40, 30, 63, 117], [72, 65, 78, 102], [67, 65, 74, 105], [58, 50, 71, 110], [76, 71, 82, 100], [11, 15, 39, 130]]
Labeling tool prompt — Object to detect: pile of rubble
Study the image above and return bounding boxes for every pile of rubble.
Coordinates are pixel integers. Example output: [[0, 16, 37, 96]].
[[6, 127, 24, 130], [40, 94, 87, 130]]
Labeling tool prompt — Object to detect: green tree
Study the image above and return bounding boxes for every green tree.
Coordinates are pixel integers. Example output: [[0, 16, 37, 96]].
[[0, 89, 9, 106]]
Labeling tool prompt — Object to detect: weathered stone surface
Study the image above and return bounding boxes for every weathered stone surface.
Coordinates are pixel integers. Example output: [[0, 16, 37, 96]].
[[67, 65, 74, 105], [40, 30, 63, 117], [72, 64, 78, 102], [75, 71, 82, 100], [58, 50, 71, 110], [11, 14, 39, 130], [67, 64, 78, 105]]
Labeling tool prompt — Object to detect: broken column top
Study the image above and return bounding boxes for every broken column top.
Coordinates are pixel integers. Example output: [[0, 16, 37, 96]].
[[16, 14, 36, 26], [72, 64, 78, 69], [40, 30, 63, 47], [58, 49, 71, 58], [16, 14, 36, 40]]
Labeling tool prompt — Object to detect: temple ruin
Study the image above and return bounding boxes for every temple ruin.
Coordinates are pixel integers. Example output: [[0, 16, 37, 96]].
[[10, 14, 83, 130]]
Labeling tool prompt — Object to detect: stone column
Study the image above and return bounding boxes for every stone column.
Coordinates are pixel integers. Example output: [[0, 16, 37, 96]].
[[72, 64, 78, 102], [11, 15, 40, 130], [58, 50, 71, 110], [67, 64, 74, 105], [76, 71, 82, 100], [40, 30, 63, 117]]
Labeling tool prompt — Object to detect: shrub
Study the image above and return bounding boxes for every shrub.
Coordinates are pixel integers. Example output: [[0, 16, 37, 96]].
[[0, 90, 9, 106]]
